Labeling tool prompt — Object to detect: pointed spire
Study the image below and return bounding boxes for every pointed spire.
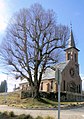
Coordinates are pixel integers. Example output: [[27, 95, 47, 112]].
[[68, 29, 76, 48], [64, 24, 79, 52]]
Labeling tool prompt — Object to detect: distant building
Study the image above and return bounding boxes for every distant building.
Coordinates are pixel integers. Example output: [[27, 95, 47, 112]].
[[19, 29, 84, 101], [19, 82, 30, 91]]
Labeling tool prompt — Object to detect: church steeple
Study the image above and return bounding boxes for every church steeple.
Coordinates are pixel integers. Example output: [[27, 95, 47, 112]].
[[65, 27, 79, 63], [68, 29, 76, 48]]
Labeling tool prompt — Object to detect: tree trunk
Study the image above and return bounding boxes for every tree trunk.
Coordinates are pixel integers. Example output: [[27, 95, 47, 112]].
[[31, 85, 40, 98]]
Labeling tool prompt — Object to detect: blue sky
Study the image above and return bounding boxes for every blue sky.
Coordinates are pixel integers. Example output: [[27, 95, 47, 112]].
[[0, 0, 84, 91]]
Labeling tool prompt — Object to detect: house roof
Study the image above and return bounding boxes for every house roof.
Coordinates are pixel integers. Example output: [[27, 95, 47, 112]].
[[19, 79, 28, 85], [42, 68, 55, 80], [42, 60, 70, 80]]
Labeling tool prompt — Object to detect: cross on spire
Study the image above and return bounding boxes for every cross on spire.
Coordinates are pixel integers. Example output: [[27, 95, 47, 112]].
[[70, 22, 72, 30]]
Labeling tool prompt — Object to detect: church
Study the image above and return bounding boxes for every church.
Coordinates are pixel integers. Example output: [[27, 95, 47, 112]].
[[39, 28, 83, 101], [19, 29, 84, 101]]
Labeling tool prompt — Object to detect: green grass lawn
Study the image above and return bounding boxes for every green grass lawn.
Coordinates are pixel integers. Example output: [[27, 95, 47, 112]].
[[0, 91, 84, 109]]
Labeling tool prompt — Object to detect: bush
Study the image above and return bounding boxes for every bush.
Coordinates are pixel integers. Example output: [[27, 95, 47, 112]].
[[2, 111, 8, 116], [45, 116, 54, 119], [26, 114, 34, 119], [17, 114, 25, 119], [17, 114, 34, 119], [35, 116, 43, 119], [9, 111, 15, 117], [21, 91, 32, 99]]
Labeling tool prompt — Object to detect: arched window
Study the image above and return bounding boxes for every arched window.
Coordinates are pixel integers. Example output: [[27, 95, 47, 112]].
[[47, 83, 50, 92], [75, 53, 77, 62], [63, 80, 65, 91], [51, 81, 53, 89], [68, 53, 71, 60], [41, 82, 43, 90]]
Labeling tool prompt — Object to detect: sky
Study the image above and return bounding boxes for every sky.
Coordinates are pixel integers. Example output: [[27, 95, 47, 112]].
[[0, 0, 84, 91]]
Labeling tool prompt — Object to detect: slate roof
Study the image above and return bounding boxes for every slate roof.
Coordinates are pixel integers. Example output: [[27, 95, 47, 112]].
[[64, 29, 79, 51], [55, 60, 70, 72], [42, 60, 70, 80], [42, 68, 55, 80], [68, 29, 76, 48]]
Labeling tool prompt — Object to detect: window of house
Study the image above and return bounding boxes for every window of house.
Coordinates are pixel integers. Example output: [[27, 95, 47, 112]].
[[41, 82, 43, 90], [51, 81, 53, 90], [22, 85, 24, 90], [47, 83, 50, 92], [75, 53, 77, 62], [63, 80, 65, 91], [26, 87, 28, 90], [26, 84, 28, 88], [75, 64, 79, 75], [68, 53, 71, 60], [67, 83, 68, 91], [77, 85, 78, 93]]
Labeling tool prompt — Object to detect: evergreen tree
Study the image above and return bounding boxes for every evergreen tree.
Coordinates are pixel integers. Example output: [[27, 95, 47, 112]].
[[0, 80, 7, 93]]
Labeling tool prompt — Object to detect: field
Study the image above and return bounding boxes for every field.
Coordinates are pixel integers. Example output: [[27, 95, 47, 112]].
[[0, 91, 84, 109], [0, 91, 58, 108]]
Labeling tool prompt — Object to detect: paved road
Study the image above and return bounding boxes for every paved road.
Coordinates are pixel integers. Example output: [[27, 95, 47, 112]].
[[0, 105, 84, 119]]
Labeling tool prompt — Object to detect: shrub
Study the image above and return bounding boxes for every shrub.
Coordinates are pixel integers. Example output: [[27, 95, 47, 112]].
[[9, 111, 15, 117], [17, 114, 34, 119], [45, 116, 55, 119], [17, 114, 25, 119], [25, 114, 34, 119], [35, 116, 43, 119], [2, 111, 8, 116]]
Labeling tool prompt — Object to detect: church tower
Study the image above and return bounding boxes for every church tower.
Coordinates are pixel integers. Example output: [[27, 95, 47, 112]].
[[65, 28, 80, 74]]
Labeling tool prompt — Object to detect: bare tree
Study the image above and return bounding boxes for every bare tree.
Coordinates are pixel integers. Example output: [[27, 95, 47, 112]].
[[0, 3, 69, 98]]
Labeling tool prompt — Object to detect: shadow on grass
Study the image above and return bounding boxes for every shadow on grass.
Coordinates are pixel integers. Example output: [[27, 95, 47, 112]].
[[37, 98, 56, 106]]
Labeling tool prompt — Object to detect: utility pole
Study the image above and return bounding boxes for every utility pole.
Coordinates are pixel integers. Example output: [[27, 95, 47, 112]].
[[55, 68, 61, 119]]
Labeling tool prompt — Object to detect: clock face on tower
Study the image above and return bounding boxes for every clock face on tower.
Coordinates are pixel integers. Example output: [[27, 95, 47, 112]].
[[70, 68, 75, 77]]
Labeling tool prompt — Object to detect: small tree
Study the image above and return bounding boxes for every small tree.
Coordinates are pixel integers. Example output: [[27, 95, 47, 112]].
[[0, 3, 69, 98], [0, 80, 7, 93]]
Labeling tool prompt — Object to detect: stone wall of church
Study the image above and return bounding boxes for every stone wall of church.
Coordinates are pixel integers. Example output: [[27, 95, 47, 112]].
[[61, 61, 82, 94]]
